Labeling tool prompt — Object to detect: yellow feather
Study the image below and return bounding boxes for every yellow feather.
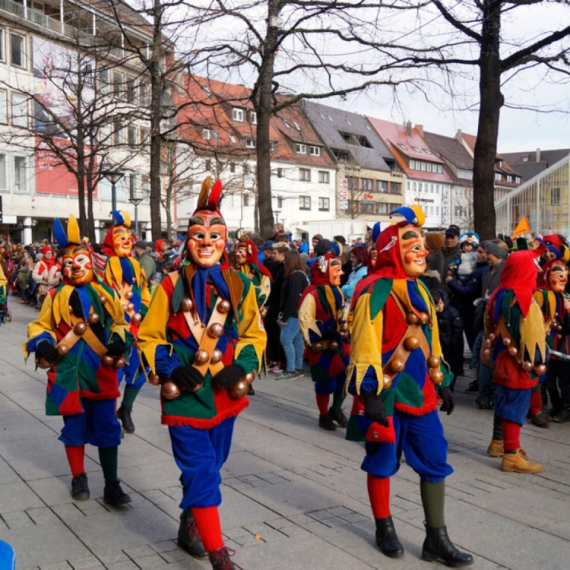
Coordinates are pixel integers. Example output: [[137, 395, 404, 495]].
[[120, 211, 131, 228], [197, 177, 212, 209], [410, 205, 425, 227], [67, 215, 81, 245]]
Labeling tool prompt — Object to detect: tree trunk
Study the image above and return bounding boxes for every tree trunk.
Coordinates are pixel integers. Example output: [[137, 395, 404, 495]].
[[473, 0, 503, 240], [76, 128, 88, 238], [255, 0, 279, 239]]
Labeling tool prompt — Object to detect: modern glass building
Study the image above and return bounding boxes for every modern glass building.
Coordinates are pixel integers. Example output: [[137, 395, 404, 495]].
[[496, 154, 570, 237]]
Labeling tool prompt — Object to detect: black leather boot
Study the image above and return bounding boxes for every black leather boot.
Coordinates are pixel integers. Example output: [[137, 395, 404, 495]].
[[178, 511, 208, 559], [422, 524, 473, 567], [375, 516, 404, 558], [117, 405, 135, 434], [209, 546, 236, 569]]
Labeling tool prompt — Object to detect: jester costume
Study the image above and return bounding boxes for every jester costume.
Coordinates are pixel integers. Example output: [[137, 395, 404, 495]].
[[298, 254, 351, 431], [346, 206, 472, 567], [234, 238, 271, 309], [485, 249, 548, 473], [137, 178, 266, 570], [102, 210, 151, 434], [24, 215, 134, 505]]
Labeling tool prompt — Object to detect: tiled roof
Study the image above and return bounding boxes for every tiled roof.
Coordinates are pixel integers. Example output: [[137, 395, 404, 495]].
[[500, 149, 570, 181], [423, 131, 473, 171]]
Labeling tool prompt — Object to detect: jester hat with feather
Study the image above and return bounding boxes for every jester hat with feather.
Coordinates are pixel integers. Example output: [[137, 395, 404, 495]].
[[102, 210, 134, 258]]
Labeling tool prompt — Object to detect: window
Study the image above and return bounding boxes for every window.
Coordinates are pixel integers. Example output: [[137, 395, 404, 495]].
[[0, 29, 4, 62], [282, 119, 290, 129], [277, 168, 283, 178], [277, 196, 283, 208], [299, 168, 311, 182], [391, 182, 401, 194], [437, 164, 443, 174], [139, 82, 148, 106], [293, 121, 301, 130], [506, 175, 513, 183], [140, 128, 149, 145], [230, 162, 236, 173], [99, 69, 110, 95], [13, 155, 27, 193], [245, 138, 255, 148], [12, 93, 27, 127], [494, 172, 502, 182], [309, 146, 320, 156], [244, 194, 251, 207], [375, 180, 386, 193], [299, 196, 311, 210], [318, 170, 330, 184], [113, 121, 123, 145], [232, 108, 244, 122], [318, 197, 330, 211], [412, 146, 420, 152], [398, 143, 408, 150], [113, 71, 123, 99], [427, 163, 432, 172], [296, 143, 306, 154], [128, 125, 137, 147], [243, 163, 250, 175], [551, 188, 561, 206], [420, 162, 426, 171], [128, 173, 137, 199], [375, 202, 388, 215], [515, 176, 521, 184], [361, 178, 372, 191], [409, 160, 415, 170], [423, 148, 432, 155], [202, 129, 211, 140], [205, 159, 212, 171], [228, 133, 237, 144], [0, 153, 6, 190], [0, 90, 6, 123], [126, 77, 136, 103], [250, 111, 257, 125], [10, 33, 25, 68]]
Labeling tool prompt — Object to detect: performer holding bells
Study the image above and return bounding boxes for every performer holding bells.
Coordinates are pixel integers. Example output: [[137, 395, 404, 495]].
[[346, 206, 473, 567], [137, 177, 266, 570], [24, 215, 133, 506]]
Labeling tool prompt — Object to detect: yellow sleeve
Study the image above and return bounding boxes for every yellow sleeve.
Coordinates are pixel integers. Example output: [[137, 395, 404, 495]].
[[298, 294, 321, 345], [234, 281, 267, 370], [519, 300, 547, 363], [0, 264, 7, 288], [23, 293, 57, 359]]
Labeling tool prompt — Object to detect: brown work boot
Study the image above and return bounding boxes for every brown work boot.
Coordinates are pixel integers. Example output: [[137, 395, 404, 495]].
[[487, 439, 503, 457], [500, 449, 543, 473], [531, 412, 550, 428]]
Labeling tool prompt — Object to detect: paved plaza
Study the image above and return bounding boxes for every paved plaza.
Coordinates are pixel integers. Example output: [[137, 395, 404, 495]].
[[2, 302, 570, 570]]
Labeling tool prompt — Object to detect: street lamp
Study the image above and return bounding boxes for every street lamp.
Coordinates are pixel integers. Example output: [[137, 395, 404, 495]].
[[102, 170, 124, 212], [129, 194, 143, 237], [274, 210, 281, 224]]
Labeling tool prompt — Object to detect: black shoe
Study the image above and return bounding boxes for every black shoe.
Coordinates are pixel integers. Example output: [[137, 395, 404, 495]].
[[375, 516, 404, 558], [422, 524, 473, 567], [209, 546, 236, 570], [178, 511, 207, 559], [318, 413, 337, 431], [328, 407, 348, 428], [117, 405, 135, 434], [464, 381, 478, 394], [553, 408, 570, 423], [71, 473, 90, 501], [103, 481, 132, 507], [247, 384, 255, 396]]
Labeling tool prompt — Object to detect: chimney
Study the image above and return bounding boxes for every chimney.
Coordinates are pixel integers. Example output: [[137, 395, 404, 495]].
[[415, 124, 424, 138], [405, 121, 412, 136], [536, 148, 541, 162]]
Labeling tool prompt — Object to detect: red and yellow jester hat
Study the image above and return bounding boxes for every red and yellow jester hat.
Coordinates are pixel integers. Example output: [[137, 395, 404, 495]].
[[310, 253, 342, 287], [102, 210, 134, 258], [186, 177, 228, 268], [236, 238, 272, 278], [537, 240, 570, 291], [374, 205, 427, 280]]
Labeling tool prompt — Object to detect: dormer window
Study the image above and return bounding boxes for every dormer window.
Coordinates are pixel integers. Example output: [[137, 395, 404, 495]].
[[293, 121, 301, 130], [282, 119, 290, 129], [296, 143, 307, 154], [233, 108, 244, 122], [412, 146, 421, 152], [228, 133, 237, 144], [202, 129, 211, 140], [398, 143, 408, 150], [245, 138, 255, 148], [309, 146, 320, 156], [250, 111, 257, 125]]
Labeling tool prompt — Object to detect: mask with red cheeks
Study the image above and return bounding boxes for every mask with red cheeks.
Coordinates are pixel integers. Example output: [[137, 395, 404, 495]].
[[549, 263, 568, 293], [399, 226, 427, 278], [235, 244, 247, 265], [62, 245, 94, 286], [186, 211, 227, 268], [112, 227, 133, 258], [328, 258, 343, 286], [370, 249, 377, 269]]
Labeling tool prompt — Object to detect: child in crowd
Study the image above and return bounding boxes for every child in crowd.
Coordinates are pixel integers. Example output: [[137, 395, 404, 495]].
[[448, 232, 479, 283]]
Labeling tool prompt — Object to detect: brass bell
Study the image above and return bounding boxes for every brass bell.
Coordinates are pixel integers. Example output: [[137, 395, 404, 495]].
[[533, 363, 547, 376], [339, 331, 347, 340], [558, 334, 563, 341], [521, 361, 533, 371], [404, 336, 420, 351], [488, 333, 496, 342], [125, 291, 134, 300], [73, 322, 87, 335], [484, 339, 491, 348], [312, 342, 324, 353], [230, 379, 249, 399], [406, 313, 420, 325], [260, 307, 268, 318], [57, 344, 69, 356], [162, 381, 180, 400], [88, 312, 100, 325], [508, 346, 518, 357], [113, 357, 126, 370], [382, 375, 392, 388], [68, 305, 74, 314], [431, 370, 444, 384], [122, 304, 129, 312], [218, 300, 231, 314], [390, 359, 405, 373], [131, 313, 142, 326], [340, 324, 349, 332], [245, 372, 255, 383], [102, 355, 115, 367], [127, 302, 134, 312], [556, 324, 563, 332], [483, 348, 491, 357], [427, 355, 440, 369], [207, 323, 224, 339], [181, 298, 193, 312], [99, 295, 107, 304], [210, 349, 223, 363], [419, 312, 430, 324], [147, 373, 161, 385], [37, 357, 53, 369], [502, 338, 511, 347], [194, 349, 210, 364], [329, 340, 339, 351], [338, 316, 347, 325]]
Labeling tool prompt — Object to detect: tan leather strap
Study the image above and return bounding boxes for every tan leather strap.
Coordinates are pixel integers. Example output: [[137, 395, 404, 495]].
[[56, 312, 108, 358], [118, 283, 135, 320]]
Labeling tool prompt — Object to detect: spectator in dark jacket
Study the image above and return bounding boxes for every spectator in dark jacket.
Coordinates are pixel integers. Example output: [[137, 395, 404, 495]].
[[266, 242, 287, 372], [432, 289, 464, 391], [442, 226, 461, 269]]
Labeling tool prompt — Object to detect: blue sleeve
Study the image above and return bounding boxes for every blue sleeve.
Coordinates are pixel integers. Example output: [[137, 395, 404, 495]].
[[27, 332, 55, 353], [154, 344, 182, 378], [348, 365, 380, 395], [342, 266, 368, 299]]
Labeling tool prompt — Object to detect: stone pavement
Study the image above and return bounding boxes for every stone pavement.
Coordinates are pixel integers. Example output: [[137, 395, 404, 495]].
[[2, 301, 570, 570]]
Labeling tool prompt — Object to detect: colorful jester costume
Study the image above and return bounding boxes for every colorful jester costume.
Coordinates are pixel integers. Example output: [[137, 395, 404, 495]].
[[346, 206, 472, 568], [485, 249, 548, 474], [23, 215, 134, 506], [234, 238, 272, 310], [102, 210, 151, 434], [137, 178, 266, 570], [298, 254, 351, 431]]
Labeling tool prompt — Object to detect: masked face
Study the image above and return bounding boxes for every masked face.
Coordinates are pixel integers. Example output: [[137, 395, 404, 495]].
[[399, 226, 427, 278], [62, 246, 94, 286], [370, 249, 377, 269], [187, 211, 227, 268], [112, 227, 133, 258], [328, 258, 343, 286], [235, 244, 247, 265], [549, 263, 568, 293]]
